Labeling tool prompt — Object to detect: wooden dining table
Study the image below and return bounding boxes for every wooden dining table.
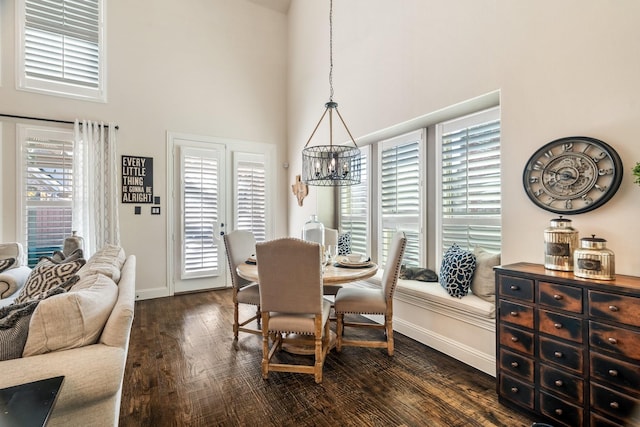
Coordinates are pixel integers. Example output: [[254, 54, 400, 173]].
[[236, 261, 378, 286]]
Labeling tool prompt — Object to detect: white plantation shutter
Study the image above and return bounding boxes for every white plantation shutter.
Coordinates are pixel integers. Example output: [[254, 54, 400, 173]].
[[19, 0, 104, 101], [438, 107, 501, 255], [181, 148, 220, 278], [19, 126, 75, 266], [235, 154, 266, 242], [339, 146, 369, 255], [379, 130, 423, 267]]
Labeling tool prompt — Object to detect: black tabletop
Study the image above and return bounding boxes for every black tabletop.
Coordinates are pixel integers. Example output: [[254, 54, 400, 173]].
[[0, 376, 64, 427]]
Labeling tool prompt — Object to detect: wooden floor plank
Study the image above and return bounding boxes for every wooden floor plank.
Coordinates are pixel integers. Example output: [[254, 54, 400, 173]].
[[119, 289, 533, 426]]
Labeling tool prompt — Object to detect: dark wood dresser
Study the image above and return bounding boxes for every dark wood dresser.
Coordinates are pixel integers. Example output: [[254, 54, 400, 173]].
[[495, 262, 640, 427]]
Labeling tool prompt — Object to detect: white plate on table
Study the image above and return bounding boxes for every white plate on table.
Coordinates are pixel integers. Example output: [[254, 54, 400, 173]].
[[336, 256, 371, 268]]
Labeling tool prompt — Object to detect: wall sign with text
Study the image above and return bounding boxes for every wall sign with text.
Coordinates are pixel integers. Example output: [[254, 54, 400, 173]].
[[122, 155, 153, 203]]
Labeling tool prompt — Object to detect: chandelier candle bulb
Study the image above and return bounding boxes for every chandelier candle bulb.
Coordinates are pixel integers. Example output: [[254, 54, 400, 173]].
[[543, 216, 579, 271]]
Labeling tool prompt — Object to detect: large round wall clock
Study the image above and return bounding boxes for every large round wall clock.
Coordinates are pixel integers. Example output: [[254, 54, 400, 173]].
[[522, 136, 623, 214]]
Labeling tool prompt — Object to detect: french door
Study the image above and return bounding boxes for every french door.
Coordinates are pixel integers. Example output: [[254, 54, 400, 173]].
[[172, 137, 227, 293]]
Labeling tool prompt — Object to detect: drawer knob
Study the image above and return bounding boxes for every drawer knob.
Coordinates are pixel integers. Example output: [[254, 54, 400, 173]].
[[608, 337, 618, 345], [554, 409, 563, 416], [510, 311, 519, 317], [511, 336, 519, 342], [554, 380, 564, 387], [510, 387, 519, 393], [554, 323, 563, 329], [608, 369, 619, 377], [511, 361, 519, 368], [554, 351, 563, 358], [608, 305, 619, 312], [510, 285, 520, 291], [553, 294, 563, 300], [610, 401, 620, 410]]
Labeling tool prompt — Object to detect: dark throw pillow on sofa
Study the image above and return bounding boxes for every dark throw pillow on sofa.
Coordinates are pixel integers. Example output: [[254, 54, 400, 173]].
[[0, 258, 16, 273], [0, 300, 39, 361], [14, 258, 85, 304], [439, 244, 477, 298]]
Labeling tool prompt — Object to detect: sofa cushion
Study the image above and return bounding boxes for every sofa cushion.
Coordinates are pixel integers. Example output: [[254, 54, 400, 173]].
[[78, 244, 126, 283], [0, 258, 16, 273], [14, 258, 85, 304], [471, 247, 500, 303], [439, 244, 477, 298], [23, 273, 118, 356]]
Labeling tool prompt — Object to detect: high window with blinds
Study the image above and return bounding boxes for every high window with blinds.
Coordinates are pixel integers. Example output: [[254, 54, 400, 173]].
[[339, 146, 369, 256], [379, 130, 423, 267], [17, 125, 75, 266], [436, 107, 501, 257], [180, 147, 222, 279], [234, 153, 267, 242], [17, 0, 105, 101]]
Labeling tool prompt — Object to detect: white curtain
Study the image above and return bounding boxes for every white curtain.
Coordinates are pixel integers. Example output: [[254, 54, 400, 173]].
[[73, 120, 120, 256]]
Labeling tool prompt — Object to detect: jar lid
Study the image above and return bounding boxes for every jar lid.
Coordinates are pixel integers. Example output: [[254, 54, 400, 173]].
[[549, 216, 574, 229], [580, 234, 607, 249]]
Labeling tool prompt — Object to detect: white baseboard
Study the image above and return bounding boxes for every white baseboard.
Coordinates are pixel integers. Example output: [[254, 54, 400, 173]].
[[135, 287, 170, 301]]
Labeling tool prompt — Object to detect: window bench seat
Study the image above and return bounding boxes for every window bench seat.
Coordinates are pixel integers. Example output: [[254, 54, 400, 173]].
[[352, 270, 496, 376]]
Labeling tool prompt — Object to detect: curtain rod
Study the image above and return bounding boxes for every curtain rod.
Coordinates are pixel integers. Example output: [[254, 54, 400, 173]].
[[0, 113, 119, 130]]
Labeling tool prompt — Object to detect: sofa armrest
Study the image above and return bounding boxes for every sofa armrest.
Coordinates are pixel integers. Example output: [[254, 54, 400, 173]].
[[0, 266, 31, 299], [0, 344, 126, 412]]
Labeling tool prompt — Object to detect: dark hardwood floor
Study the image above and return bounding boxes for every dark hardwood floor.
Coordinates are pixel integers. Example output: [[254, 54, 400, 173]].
[[119, 289, 534, 427]]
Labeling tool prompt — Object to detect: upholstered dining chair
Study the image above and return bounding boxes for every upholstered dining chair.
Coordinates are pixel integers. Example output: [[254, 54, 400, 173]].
[[223, 230, 261, 343], [335, 231, 407, 356], [255, 237, 331, 384]]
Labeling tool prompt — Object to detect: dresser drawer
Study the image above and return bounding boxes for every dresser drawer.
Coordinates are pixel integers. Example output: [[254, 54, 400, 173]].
[[539, 309, 584, 343], [590, 382, 640, 425], [499, 299, 534, 329], [539, 390, 584, 427], [539, 336, 584, 373], [539, 364, 584, 404], [499, 324, 534, 355], [590, 352, 640, 393], [498, 275, 534, 302], [590, 321, 640, 361], [539, 281, 583, 313], [589, 291, 640, 327], [499, 374, 534, 410], [499, 349, 534, 381], [590, 413, 625, 427]]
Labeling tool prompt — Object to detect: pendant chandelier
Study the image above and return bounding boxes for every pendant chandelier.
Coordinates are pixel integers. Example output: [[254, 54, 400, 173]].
[[301, 0, 361, 187]]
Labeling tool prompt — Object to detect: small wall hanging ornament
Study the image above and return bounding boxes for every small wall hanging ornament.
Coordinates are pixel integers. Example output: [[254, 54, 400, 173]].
[[292, 175, 309, 207]]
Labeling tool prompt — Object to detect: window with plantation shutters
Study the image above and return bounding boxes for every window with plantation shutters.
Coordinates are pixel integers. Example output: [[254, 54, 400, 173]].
[[17, 0, 105, 101], [18, 125, 75, 266], [181, 147, 222, 279], [234, 153, 266, 242], [378, 130, 423, 267], [339, 145, 369, 256], [436, 107, 501, 258]]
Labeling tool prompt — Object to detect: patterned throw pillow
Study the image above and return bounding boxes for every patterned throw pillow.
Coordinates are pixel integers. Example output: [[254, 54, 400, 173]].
[[338, 232, 352, 256], [0, 300, 39, 361], [46, 248, 84, 264], [439, 244, 477, 298], [0, 258, 16, 273], [14, 259, 85, 304]]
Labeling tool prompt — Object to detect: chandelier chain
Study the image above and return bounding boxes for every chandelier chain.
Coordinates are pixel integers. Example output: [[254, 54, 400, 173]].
[[329, 0, 334, 102]]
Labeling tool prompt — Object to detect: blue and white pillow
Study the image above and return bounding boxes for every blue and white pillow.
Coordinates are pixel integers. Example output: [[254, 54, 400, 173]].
[[338, 232, 352, 256], [439, 244, 477, 298]]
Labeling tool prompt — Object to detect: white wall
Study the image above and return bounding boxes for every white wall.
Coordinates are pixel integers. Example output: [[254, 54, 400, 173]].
[[0, 1, 289, 295], [287, 0, 640, 276]]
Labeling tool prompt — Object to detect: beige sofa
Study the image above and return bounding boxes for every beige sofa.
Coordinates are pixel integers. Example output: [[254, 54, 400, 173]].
[[0, 246, 135, 427]]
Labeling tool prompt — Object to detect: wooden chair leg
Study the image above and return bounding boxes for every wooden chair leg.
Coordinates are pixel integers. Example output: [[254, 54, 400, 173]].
[[386, 315, 394, 356], [233, 302, 239, 341], [261, 314, 270, 379], [336, 313, 344, 352]]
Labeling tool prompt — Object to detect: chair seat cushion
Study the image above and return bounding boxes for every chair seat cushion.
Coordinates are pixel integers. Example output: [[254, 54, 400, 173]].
[[335, 287, 386, 315], [268, 300, 331, 334], [237, 283, 260, 305]]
